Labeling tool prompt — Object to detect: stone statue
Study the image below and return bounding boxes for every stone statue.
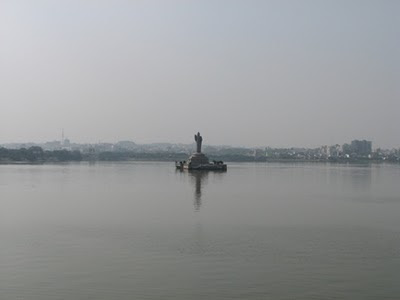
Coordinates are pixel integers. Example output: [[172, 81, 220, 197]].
[[174, 132, 225, 170], [194, 132, 203, 153]]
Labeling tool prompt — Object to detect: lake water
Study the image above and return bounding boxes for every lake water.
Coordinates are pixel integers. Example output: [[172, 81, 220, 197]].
[[0, 162, 399, 299]]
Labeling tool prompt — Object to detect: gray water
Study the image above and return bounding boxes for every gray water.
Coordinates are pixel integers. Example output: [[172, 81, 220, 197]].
[[0, 162, 399, 299]]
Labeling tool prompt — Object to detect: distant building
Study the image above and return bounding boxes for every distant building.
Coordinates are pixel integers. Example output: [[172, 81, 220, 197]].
[[253, 148, 265, 159], [319, 145, 329, 157], [329, 144, 341, 157], [95, 143, 114, 152], [342, 143, 352, 155], [350, 140, 372, 156]]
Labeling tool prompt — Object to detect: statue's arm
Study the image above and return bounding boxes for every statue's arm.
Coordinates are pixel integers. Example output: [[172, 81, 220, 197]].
[[194, 135, 197, 142]]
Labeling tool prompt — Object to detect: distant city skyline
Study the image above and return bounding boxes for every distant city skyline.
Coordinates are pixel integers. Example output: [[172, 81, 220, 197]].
[[1, 1, 399, 148], [1, 134, 397, 152], [0, 128, 396, 150], [3, 137, 399, 164]]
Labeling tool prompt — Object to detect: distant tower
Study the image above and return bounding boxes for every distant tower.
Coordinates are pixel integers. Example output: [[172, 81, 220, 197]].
[[61, 128, 65, 146]]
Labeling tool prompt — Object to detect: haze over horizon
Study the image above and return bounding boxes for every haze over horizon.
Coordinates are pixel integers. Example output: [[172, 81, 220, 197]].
[[0, 131, 392, 150], [1, 0, 399, 148]]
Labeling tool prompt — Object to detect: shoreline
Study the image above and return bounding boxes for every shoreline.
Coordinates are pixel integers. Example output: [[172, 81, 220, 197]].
[[1, 159, 399, 165]]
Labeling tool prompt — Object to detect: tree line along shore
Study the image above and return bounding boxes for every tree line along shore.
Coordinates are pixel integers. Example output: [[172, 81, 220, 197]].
[[1, 146, 399, 164]]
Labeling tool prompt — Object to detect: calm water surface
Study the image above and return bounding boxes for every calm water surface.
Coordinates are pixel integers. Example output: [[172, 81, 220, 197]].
[[0, 162, 399, 299]]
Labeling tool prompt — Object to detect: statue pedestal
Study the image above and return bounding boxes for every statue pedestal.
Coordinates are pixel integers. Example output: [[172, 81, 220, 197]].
[[188, 152, 209, 167], [176, 151, 226, 171]]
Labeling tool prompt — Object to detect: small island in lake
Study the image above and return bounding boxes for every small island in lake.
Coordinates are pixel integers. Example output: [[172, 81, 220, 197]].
[[175, 132, 227, 171]]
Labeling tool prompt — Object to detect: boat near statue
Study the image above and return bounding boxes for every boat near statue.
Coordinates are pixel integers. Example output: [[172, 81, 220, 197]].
[[175, 132, 227, 171]]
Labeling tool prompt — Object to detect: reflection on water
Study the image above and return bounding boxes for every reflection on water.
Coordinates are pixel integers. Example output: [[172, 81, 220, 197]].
[[348, 165, 372, 191], [176, 170, 225, 211], [189, 171, 208, 211]]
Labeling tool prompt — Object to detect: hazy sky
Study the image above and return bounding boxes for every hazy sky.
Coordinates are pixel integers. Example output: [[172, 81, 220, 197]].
[[1, 0, 399, 148]]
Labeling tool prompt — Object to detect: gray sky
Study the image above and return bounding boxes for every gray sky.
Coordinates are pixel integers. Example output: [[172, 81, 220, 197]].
[[1, 0, 399, 148]]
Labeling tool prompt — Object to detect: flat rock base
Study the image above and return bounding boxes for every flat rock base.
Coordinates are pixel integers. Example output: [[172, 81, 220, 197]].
[[175, 153, 227, 171], [188, 153, 209, 167]]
